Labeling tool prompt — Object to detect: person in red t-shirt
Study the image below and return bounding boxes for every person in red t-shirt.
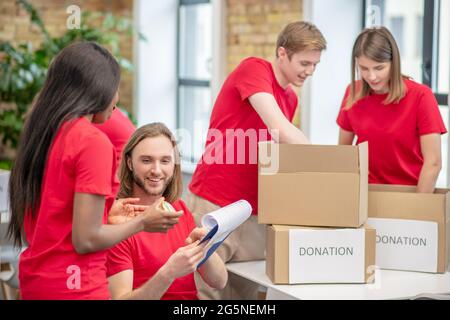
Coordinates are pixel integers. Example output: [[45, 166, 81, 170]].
[[94, 108, 136, 166], [94, 107, 136, 198], [337, 27, 447, 192], [7, 42, 183, 300], [107, 123, 227, 300], [186, 21, 327, 300]]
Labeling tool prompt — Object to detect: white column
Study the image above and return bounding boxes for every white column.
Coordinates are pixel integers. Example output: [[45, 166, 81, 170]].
[[302, 0, 363, 145], [133, 0, 178, 131]]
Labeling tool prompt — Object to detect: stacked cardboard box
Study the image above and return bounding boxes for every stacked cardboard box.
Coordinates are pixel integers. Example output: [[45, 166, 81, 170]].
[[266, 225, 375, 284], [258, 141, 375, 284]]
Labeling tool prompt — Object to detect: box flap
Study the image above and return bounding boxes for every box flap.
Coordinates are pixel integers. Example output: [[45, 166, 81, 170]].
[[267, 225, 290, 284], [266, 225, 276, 283], [258, 141, 360, 173], [369, 188, 446, 222], [364, 228, 376, 283], [358, 142, 368, 225], [369, 184, 450, 194], [369, 184, 416, 193]]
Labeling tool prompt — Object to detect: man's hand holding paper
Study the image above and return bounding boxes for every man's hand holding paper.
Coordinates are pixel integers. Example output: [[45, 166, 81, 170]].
[[195, 200, 252, 268]]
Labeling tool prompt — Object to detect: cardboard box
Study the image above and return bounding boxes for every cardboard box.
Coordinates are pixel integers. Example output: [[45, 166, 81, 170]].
[[266, 224, 376, 284], [0, 170, 9, 214], [368, 184, 450, 273], [258, 142, 368, 228]]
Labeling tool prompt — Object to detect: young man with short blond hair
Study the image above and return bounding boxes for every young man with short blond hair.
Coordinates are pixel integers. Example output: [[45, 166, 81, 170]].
[[187, 21, 327, 300]]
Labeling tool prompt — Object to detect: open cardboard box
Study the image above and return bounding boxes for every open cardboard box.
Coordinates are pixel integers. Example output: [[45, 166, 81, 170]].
[[368, 184, 450, 273], [258, 142, 368, 228]]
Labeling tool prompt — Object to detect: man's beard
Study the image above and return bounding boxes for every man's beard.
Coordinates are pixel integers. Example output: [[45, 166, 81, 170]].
[[132, 172, 173, 196]]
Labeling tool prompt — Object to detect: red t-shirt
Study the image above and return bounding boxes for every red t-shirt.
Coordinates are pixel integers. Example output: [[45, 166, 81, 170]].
[[94, 108, 135, 165], [94, 108, 135, 197], [106, 200, 198, 300], [189, 57, 298, 214], [337, 78, 447, 185], [19, 117, 117, 300]]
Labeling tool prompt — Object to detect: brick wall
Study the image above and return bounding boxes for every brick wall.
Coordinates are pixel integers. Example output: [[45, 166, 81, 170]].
[[226, 0, 303, 126], [0, 0, 134, 113], [226, 0, 303, 73], [1, 0, 305, 136]]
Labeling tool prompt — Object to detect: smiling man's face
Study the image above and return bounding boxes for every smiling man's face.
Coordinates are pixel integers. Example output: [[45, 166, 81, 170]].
[[127, 135, 175, 197], [278, 47, 322, 87]]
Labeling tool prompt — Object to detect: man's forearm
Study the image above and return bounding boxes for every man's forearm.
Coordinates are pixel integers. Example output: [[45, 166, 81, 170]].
[[197, 253, 228, 290], [278, 123, 310, 144]]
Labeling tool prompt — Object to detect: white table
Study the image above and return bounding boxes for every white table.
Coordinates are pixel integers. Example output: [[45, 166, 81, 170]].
[[226, 260, 450, 300]]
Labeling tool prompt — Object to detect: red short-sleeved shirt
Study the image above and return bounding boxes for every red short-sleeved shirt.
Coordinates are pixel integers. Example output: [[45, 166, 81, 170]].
[[94, 108, 135, 197], [19, 117, 117, 300], [106, 200, 198, 300], [337, 78, 447, 185], [94, 108, 136, 166], [189, 57, 298, 214]]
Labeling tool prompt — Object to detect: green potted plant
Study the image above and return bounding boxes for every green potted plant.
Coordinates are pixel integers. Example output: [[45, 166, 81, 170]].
[[0, 0, 142, 169]]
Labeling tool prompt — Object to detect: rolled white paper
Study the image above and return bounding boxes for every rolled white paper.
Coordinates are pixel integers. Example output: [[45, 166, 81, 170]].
[[201, 200, 253, 243]]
